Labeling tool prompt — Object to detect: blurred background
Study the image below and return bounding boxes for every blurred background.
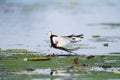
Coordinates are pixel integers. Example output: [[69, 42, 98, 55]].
[[0, 0, 120, 55]]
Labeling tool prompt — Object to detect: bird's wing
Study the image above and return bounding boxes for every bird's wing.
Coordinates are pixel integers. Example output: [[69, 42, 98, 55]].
[[53, 36, 70, 47], [61, 36, 82, 43]]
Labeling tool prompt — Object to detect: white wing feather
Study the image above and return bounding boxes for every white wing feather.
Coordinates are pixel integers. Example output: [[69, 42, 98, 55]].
[[53, 36, 70, 47]]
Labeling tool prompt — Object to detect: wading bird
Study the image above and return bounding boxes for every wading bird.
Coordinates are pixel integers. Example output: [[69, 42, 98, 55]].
[[48, 31, 84, 53]]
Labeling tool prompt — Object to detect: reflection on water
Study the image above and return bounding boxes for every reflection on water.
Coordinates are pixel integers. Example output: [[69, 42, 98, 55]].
[[89, 36, 120, 42], [16, 68, 51, 75], [0, 0, 120, 55]]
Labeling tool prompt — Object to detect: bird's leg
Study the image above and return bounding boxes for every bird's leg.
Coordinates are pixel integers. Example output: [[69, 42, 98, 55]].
[[47, 47, 52, 52], [69, 52, 72, 55], [41, 47, 52, 54]]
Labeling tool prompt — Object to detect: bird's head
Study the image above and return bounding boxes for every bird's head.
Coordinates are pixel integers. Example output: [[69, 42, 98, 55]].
[[47, 31, 54, 36]]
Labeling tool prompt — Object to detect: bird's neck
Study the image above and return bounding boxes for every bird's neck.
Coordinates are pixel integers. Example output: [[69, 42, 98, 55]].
[[50, 35, 57, 48]]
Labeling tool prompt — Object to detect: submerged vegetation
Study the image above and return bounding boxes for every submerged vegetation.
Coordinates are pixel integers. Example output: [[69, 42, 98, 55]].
[[90, 35, 120, 42], [0, 48, 34, 53], [88, 23, 120, 29]]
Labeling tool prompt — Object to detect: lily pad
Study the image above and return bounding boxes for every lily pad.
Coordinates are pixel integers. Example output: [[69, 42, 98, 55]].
[[27, 57, 51, 61], [92, 35, 100, 38], [103, 43, 108, 47]]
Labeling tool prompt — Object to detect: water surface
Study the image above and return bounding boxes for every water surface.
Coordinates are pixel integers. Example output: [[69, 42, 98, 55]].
[[0, 0, 120, 55]]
